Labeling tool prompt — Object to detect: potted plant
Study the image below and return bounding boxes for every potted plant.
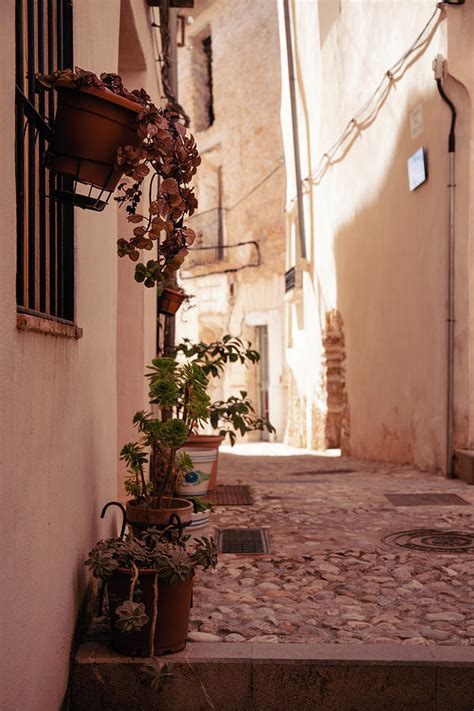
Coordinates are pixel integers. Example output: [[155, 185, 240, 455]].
[[189, 498, 213, 530], [36, 67, 200, 287], [158, 280, 187, 316], [176, 335, 276, 488], [86, 529, 217, 656], [120, 354, 212, 536]]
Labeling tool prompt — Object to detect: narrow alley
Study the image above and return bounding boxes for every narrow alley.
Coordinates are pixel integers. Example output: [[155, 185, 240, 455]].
[[192, 445, 474, 647]]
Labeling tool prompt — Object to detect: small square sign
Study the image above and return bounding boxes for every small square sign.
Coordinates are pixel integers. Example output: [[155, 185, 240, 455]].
[[407, 147, 427, 191]]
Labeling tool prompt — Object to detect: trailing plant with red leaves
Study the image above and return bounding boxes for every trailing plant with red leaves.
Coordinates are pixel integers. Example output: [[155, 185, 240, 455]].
[[36, 67, 200, 288]]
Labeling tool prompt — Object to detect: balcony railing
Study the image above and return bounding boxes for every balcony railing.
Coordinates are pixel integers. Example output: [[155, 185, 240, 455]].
[[186, 207, 224, 267]]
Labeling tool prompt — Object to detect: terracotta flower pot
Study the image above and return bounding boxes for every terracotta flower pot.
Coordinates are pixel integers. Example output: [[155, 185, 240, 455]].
[[158, 287, 186, 316], [126, 497, 193, 538], [108, 569, 193, 656], [184, 434, 225, 491], [50, 86, 142, 191]]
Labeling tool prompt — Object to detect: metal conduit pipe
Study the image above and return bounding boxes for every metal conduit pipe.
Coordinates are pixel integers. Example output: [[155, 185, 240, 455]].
[[283, 0, 307, 261], [433, 54, 457, 477]]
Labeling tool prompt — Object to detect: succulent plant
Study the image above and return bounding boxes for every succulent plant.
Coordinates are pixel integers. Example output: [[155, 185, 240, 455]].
[[115, 600, 149, 633], [120, 355, 211, 509], [85, 529, 217, 583]]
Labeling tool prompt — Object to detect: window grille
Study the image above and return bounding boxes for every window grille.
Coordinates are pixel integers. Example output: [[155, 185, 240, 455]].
[[15, 0, 75, 322], [186, 207, 224, 267]]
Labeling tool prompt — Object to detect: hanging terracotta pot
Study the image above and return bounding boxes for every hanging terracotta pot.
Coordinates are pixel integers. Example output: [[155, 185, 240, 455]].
[[49, 86, 142, 191], [158, 287, 186, 316], [108, 569, 193, 656], [126, 497, 193, 538], [184, 434, 225, 490]]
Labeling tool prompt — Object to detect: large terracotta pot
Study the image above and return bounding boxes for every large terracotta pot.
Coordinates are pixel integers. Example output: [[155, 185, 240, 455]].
[[126, 497, 193, 538], [108, 569, 193, 656], [158, 287, 186, 316], [184, 434, 225, 491], [50, 86, 142, 191]]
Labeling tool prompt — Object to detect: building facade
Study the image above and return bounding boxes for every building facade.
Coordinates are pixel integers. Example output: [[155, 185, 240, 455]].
[[1, 2, 159, 708], [176, 0, 288, 440], [278, 0, 474, 471]]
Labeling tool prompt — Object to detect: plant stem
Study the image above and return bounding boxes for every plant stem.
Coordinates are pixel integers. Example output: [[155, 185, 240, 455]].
[[149, 571, 159, 657], [129, 563, 139, 602], [139, 463, 149, 507]]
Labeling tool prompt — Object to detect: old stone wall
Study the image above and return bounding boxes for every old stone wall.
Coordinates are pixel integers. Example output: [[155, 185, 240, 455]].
[[177, 0, 288, 439]]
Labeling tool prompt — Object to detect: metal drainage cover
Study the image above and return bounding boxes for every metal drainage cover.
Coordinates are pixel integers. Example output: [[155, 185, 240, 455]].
[[209, 485, 253, 506], [383, 529, 474, 553], [385, 493, 470, 507], [218, 528, 271, 554], [291, 469, 356, 476]]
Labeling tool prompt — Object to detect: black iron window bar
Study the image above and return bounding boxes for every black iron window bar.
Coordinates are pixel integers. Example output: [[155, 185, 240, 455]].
[[15, 0, 75, 320]]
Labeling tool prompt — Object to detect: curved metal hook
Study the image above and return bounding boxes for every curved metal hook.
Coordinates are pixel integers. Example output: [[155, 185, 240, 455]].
[[168, 512, 184, 537], [100, 501, 127, 539]]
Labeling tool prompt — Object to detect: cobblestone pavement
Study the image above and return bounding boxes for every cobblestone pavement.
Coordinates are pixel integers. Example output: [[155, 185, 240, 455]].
[[189, 444, 474, 646]]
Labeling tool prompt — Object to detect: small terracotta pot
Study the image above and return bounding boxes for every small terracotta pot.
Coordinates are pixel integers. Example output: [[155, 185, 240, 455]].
[[158, 287, 186, 316], [184, 434, 225, 490], [126, 497, 193, 538], [50, 86, 142, 191], [108, 569, 193, 656]]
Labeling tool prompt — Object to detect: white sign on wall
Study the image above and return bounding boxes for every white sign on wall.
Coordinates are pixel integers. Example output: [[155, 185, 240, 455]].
[[407, 147, 427, 191]]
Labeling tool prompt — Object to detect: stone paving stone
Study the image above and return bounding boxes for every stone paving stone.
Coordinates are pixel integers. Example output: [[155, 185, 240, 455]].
[[189, 444, 474, 647]]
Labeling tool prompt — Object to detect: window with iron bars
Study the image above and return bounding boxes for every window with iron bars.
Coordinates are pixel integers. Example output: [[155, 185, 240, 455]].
[[186, 207, 224, 268], [15, 0, 75, 323]]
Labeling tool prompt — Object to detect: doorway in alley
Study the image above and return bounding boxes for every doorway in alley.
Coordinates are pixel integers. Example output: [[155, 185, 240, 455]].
[[256, 325, 270, 441]]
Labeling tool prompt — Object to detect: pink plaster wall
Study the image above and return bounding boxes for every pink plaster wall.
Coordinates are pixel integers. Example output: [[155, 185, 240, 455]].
[[0, 2, 158, 709], [281, 0, 473, 470]]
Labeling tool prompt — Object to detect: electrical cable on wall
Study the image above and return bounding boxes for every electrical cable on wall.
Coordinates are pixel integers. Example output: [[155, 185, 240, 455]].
[[306, 2, 452, 187]]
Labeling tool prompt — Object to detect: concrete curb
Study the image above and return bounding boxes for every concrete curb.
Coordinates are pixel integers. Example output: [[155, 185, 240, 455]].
[[73, 641, 474, 710]]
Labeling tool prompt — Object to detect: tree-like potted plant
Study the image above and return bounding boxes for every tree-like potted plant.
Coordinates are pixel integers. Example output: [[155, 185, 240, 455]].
[[36, 67, 200, 288], [176, 335, 276, 488], [120, 354, 212, 536], [86, 528, 217, 655]]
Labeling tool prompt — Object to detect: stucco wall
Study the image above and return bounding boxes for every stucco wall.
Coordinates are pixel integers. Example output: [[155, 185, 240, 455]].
[[279, 0, 473, 470], [177, 0, 288, 439], [0, 2, 158, 709]]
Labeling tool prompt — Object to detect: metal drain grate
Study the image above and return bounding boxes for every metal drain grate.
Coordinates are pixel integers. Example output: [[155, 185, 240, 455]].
[[208, 485, 253, 506], [218, 528, 271, 554], [291, 469, 356, 476], [385, 493, 470, 507], [382, 529, 474, 553]]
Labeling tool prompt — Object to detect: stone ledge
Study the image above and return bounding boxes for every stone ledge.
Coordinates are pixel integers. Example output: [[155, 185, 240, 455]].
[[76, 640, 474, 666], [16, 311, 83, 339], [72, 641, 474, 711]]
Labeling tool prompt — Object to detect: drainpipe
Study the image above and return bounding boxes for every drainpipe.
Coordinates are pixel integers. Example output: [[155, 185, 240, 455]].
[[433, 54, 457, 477], [283, 0, 307, 261]]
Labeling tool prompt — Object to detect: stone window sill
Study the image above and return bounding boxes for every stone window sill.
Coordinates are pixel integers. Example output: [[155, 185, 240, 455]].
[[16, 310, 83, 339]]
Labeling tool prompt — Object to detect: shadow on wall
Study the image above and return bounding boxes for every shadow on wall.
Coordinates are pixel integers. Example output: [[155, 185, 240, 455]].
[[332, 86, 471, 470]]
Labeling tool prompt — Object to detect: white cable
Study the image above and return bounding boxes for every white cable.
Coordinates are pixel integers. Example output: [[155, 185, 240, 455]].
[[306, 3, 445, 186]]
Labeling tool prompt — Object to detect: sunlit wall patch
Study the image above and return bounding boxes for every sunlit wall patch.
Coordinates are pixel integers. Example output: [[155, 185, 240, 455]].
[[407, 147, 428, 191]]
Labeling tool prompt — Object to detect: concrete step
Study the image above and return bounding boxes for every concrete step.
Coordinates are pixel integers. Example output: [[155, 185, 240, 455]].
[[72, 641, 474, 710]]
